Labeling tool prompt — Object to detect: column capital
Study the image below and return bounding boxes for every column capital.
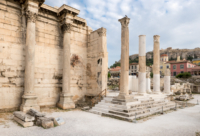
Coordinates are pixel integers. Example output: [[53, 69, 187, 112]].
[[119, 15, 130, 28], [62, 23, 72, 33], [97, 27, 106, 37], [26, 10, 38, 23], [153, 35, 160, 42]]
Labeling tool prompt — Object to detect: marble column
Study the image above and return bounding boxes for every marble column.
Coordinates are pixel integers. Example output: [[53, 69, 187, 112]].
[[164, 69, 171, 94], [138, 35, 146, 95], [57, 23, 75, 109], [20, 11, 40, 112], [153, 35, 161, 94], [117, 16, 130, 100], [146, 72, 151, 93]]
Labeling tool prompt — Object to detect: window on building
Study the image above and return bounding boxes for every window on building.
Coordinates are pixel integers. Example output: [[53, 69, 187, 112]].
[[189, 65, 190, 68], [173, 65, 176, 70], [180, 65, 184, 69], [160, 66, 163, 69], [132, 66, 133, 69], [181, 71, 184, 73], [166, 65, 169, 68]]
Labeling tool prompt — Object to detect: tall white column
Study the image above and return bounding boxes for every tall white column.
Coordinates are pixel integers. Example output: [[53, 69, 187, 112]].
[[117, 16, 130, 100], [20, 10, 40, 112], [153, 35, 161, 94], [164, 69, 171, 94], [57, 23, 75, 109], [146, 72, 151, 93], [138, 35, 146, 94]]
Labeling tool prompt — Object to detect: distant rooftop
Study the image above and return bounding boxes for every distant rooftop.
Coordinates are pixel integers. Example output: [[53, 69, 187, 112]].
[[193, 58, 200, 61]]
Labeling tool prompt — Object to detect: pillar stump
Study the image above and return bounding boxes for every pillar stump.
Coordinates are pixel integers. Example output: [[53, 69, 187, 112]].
[[57, 23, 75, 109], [164, 69, 171, 94], [117, 16, 131, 100], [146, 72, 152, 93]]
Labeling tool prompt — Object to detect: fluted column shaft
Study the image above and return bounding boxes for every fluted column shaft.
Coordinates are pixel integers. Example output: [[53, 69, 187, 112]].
[[138, 35, 146, 94], [20, 10, 40, 112], [117, 16, 130, 99], [57, 23, 75, 109], [153, 35, 161, 93]]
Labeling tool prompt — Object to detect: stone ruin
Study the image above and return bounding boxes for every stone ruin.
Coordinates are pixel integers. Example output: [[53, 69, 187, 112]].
[[0, 0, 108, 113], [171, 83, 193, 101], [89, 16, 179, 122], [13, 109, 64, 128]]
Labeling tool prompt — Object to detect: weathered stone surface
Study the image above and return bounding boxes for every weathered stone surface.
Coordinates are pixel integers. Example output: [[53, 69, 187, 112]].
[[27, 109, 45, 117], [13, 117, 34, 128], [13, 111, 35, 122], [54, 117, 65, 126], [42, 120, 54, 129]]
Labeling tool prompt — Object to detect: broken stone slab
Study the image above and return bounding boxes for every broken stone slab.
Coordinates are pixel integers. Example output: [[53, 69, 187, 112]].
[[81, 106, 90, 111], [54, 117, 65, 126], [36, 117, 55, 126], [42, 120, 54, 129], [13, 117, 34, 128], [13, 111, 35, 122], [27, 109, 45, 117]]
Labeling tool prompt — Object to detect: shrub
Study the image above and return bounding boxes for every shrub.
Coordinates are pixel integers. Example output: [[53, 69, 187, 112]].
[[150, 72, 153, 78], [176, 72, 191, 78]]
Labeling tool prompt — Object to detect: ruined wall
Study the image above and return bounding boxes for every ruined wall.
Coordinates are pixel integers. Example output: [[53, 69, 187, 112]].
[[0, 1, 24, 110], [0, 0, 108, 111], [86, 28, 108, 96]]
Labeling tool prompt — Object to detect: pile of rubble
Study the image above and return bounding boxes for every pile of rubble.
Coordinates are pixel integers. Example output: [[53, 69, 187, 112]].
[[107, 78, 119, 90], [171, 82, 193, 101], [13, 109, 65, 128]]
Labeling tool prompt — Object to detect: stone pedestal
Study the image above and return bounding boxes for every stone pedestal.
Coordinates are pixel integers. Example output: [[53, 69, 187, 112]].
[[164, 69, 171, 94], [138, 35, 146, 95], [146, 72, 151, 93], [20, 7, 40, 112], [117, 16, 131, 100], [153, 35, 161, 94], [57, 22, 75, 109]]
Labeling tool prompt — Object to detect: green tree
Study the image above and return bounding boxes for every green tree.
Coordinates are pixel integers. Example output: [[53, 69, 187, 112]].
[[108, 73, 111, 79], [150, 72, 153, 78]]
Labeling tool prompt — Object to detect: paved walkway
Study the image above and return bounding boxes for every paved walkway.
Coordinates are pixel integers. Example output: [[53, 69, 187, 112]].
[[0, 106, 200, 136], [0, 95, 200, 136]]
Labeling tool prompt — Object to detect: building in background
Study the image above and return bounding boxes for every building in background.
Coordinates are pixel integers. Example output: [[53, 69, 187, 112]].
[[192, 58, 200, 66], [129, 63, 152, 76], [160, 54, 170, 76], [167, 56, 197, 76], [109, 66, 121, 78]]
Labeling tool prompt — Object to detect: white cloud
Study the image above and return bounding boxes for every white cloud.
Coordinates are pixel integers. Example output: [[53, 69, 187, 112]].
[[45, 0, 200, 67]]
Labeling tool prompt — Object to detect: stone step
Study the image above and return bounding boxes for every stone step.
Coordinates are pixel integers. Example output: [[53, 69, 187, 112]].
[[92, 107, 109, 113]]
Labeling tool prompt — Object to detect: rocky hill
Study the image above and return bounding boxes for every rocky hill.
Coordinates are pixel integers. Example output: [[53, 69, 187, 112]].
[[129, 47, 200, 60]]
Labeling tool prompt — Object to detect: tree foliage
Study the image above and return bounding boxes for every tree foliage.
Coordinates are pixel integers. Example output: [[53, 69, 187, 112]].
[[176, 72, 192, 78]]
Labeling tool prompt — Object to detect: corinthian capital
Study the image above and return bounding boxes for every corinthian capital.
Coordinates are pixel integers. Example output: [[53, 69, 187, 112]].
[[26, 11, 38, 23], [62, 23, 72, 33], [97, 27, 106, 37], [119, 15, 130, 28]]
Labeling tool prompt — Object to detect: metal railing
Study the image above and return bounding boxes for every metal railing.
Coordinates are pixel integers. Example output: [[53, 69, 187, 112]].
[[91, 89, 107, 107]]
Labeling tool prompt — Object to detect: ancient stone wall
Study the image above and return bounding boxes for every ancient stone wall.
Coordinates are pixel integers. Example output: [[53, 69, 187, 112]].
[[0, 0, 108, 111], [86, 27, 108, 96], [0, 1, 24, 110]]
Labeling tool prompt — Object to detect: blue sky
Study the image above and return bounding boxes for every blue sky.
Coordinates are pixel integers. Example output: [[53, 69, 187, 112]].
[[45, 0, 200, 67]]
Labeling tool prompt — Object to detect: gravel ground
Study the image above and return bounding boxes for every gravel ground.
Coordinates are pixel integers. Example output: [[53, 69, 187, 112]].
[[0, 95, 200, 136]]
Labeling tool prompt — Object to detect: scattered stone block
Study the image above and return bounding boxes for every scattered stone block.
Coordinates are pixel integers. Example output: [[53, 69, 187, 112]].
[[13, 111, 35, 122], [54, 117, 65, 126], [27, 109, 45, 117], [42, 120, 54, 129], [13, 117, 33, 128], [82, 106, 90, 111]]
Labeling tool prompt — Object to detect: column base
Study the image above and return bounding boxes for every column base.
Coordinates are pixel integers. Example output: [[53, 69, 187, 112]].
[[20, 95, 40, 113], [147, 90, 152, 94], [57, 93, 75, 110], [116, 92, 134, 102], [137, 92, 149, 96], [152, 91, 162, 94]]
